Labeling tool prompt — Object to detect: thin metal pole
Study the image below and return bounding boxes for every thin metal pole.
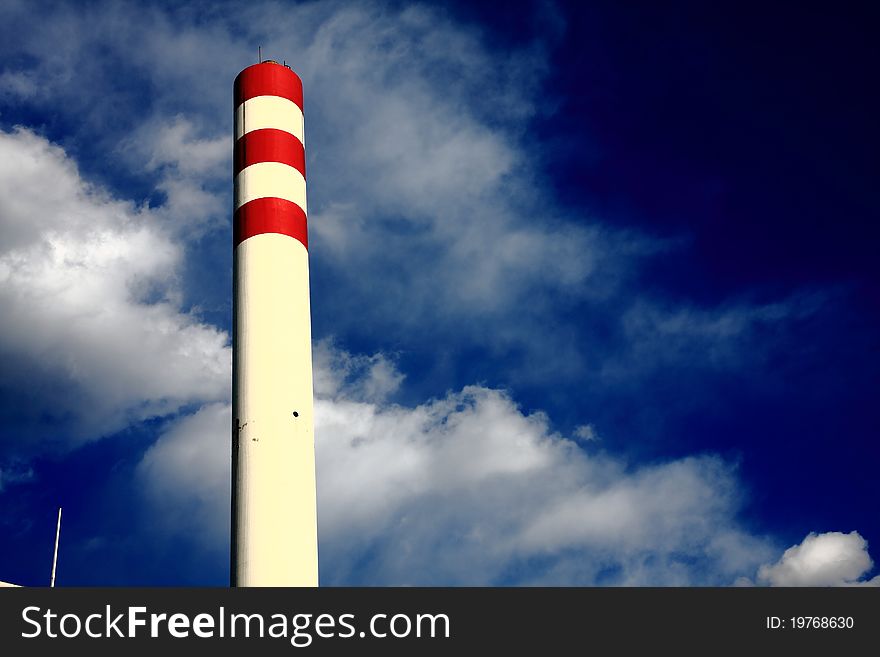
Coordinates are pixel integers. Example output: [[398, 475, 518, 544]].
[[50, 507, 61, 587], [258, 45, 262, 63]]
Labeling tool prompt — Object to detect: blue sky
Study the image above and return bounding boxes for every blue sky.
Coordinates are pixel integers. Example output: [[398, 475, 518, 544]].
[[0, 0, 877, 586]]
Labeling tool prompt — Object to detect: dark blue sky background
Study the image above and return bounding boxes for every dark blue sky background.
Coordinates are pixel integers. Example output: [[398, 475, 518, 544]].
[[0, 0, 877, 586], [437, 0, 880, 555]]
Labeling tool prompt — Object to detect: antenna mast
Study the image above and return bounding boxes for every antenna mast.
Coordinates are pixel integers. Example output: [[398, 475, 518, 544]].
[[50, 507, 61, 587]]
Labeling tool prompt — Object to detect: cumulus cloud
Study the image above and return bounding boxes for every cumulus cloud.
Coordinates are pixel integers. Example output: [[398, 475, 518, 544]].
[[295, 2, 633, 340], [315, 385, 774, 585], [0, 128, 230, 451], [0, 0, 820, 399], [122, 115, 230, 237], [139, 341, 775, 585], [756, 531, 879, 587], [138, 402, 231, 543], [313, 338, 404, 402], [573, 424, 599, 441], [0, 0, 652, 379]]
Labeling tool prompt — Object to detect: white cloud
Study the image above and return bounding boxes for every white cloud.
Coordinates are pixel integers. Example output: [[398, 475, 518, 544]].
[[0, 128, 230, 449], [757, 531, 880, 587], [121, 115, 229, 237], [0, 0, 814, 397], [143, 116, 227, 177], [0, 0, 647, 368], [140, 341, 776, 585], [138, 402, 232, 545], [573, 424, 599, 441], [313, 337, 404, 402], [295, 3, 624, 326]]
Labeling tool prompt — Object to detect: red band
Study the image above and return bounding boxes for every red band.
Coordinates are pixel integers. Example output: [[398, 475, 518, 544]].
[[234, 62, 303, 110], [234, 197, 308, 249], [234, 129, 305, 178]]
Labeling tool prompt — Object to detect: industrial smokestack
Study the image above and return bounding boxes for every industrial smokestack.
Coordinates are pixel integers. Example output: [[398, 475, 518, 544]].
[[231, 61, 318, 586]]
